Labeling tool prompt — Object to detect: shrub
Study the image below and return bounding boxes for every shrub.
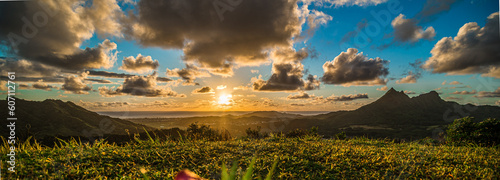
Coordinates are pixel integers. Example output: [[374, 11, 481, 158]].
[[334, 131, 346, 140], [245, 126, 262, 139], [285, 127, 319, 138], [187, 123, 231, 141], [417, 137, 440, 145], [446, 117, 500, 146]]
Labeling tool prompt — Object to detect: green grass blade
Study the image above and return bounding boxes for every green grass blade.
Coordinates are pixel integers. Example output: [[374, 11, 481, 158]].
[[221, 163, 229, 180], [265, 157, 279, 180], [242, 157, 257, 180], [143, 127, 155, 144], [229, 161, 238, 180]]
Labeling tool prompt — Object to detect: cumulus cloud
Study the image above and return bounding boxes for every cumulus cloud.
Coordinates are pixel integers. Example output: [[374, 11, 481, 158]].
[[448, 85, 471, 89], [0, 59, 59, 78], [451, 90, 477, 95], [330, 93, 368, 101], [496, 100, 500, 106], [306, 0, 388, 7], [322, 48, 389, 85], [0, 1, 122, 70], [404, 90, 416, 94], [17, 80, 57, 91], [341, 78, 387, 87], [18, 84, 30, 90], [166, 64, 211, 86], [448, 81, 462, 85], [423, 12, 500, 78], [475, 87, 500, 98], [252, 62, 310, 91], [252, 48, 320, 91], [315, 93, 369, 102], [86, 70, 171, 82], [304, 74, 321, 90], [377, 0, 461, 48], [88, 70, 134, 78], [396, 71, 418, 84], [32, 80, 57, 91], [414, 0, 461, 23], [62, 72, 92, 94], [119, 54, 159, 73], [98, 73, 184, 97], [376, 86, 388, 91], [391, 14, 436, 43], [287, 92, 313, 99], [85, 78, 113, 84], [123, 0, 332, 76], [192, 86, 214, 94], [446, 96, 462, 100], [216, 85, 227, 90]]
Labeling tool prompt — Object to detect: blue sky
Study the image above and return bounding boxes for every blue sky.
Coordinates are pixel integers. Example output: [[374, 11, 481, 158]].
[[0, 0, 499, 111]]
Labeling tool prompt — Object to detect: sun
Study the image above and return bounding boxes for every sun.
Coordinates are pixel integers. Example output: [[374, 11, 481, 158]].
[[217, 94, 233, 106]]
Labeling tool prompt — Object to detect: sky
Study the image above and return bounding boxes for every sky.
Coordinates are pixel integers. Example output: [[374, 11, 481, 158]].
[[0, 0, 499, 112]]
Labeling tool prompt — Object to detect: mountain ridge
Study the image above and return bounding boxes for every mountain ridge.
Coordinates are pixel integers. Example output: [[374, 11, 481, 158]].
[[0, 98, 155, 140], [284, 88, 500, 139]]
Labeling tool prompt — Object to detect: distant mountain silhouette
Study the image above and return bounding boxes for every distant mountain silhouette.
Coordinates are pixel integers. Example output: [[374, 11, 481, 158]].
[[287, 88, 500, 139], [0, 98, 155, 140], [239, 111, 302, 119], [3, 88, 499, 141]]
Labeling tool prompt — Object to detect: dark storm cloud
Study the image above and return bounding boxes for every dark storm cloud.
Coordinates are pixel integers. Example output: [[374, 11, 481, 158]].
[[98, 73, 184, 97], [252, 63, 305, 91], [252, 48, 321, 91], [322, 48, 389, 85], [85, 78, 113, 84], [329, 93, 368, 101], [0, 0, 122, 70], [423, 12, 500, 78], [125, 0, 331, 76], [0, 59, 59, 77], [87, 70, 134, 78], [0, 76, 64, 83], [314, 93, 369, 103], [87, 70, 171, 82]]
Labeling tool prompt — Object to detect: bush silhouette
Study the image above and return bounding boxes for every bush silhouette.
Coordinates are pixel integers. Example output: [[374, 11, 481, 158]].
[[187, 122, 231, 141], [446, 117, 500, 146]]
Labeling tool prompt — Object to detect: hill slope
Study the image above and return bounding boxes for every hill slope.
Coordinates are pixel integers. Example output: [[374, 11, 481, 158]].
[[0, 98, 155, 139], [286, 88, 500, 139]]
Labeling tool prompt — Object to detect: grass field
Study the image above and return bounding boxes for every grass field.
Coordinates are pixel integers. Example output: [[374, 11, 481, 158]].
[[1, 136, 499, 179]]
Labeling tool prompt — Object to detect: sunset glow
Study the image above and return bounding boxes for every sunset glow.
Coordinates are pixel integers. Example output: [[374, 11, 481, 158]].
[[217, 94, 233, 106], [0, 0, 498, 112]]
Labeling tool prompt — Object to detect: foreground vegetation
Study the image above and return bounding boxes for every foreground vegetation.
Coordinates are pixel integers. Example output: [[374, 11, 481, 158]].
[[0, 117, 498, 179], [1, 134, 499, 179]]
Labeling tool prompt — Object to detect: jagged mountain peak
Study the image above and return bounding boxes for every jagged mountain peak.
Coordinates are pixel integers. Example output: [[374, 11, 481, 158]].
[[376, 88, 410, 104], [412, 91, 441, 100]]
